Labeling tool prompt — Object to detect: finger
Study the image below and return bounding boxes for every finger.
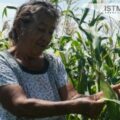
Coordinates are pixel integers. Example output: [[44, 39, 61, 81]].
[[112, 83, 120, 90], [97, 98, 106, 103], [95, 92, 104, 100]]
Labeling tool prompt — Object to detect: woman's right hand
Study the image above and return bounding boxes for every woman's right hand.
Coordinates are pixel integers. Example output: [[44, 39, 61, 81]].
[[73, 97, 105, 118]]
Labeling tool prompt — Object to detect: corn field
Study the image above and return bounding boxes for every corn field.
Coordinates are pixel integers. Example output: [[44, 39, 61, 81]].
[[1, 0, 120, 120]]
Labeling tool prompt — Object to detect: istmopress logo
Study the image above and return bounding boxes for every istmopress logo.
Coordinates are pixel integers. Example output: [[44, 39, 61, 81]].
[[82, 3, 120, 21], [104, 4, 120, 14], [84, 4, 120, 14]]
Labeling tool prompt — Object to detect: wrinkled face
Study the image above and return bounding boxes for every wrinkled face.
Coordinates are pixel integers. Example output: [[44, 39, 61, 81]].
[[16, 6, 56, 56]]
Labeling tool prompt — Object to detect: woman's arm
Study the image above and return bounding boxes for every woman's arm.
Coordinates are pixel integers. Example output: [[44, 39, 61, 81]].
[[58, 82, 92, 100], [0, 84, 104, 118], [58, 82, 80, 100]]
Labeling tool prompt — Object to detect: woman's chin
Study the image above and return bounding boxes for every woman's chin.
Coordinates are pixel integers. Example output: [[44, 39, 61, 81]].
[[27, 51, 42, 58], [30, 46, 47, 57]]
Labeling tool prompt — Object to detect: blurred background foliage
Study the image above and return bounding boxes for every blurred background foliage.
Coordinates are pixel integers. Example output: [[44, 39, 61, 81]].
[[1, 0, 120, 119]]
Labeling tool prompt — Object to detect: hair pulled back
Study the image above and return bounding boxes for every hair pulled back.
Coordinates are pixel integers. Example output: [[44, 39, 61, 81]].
[[9, 1, 59, 43]]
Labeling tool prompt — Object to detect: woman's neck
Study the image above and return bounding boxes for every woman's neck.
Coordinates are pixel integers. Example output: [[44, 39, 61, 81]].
[[7, 46, 45, 70], [8, 46, 43, 59]]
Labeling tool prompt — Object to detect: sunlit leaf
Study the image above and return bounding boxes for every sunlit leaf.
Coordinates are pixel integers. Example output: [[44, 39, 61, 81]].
[[2, 7, 7, 17], [92, 0, 97, 3], [105, 54, 113, 67], [100, 79, 118, 99], [55, 50, 67, 65], [80, 8, 89, 25], [6, 6, 17, 10]]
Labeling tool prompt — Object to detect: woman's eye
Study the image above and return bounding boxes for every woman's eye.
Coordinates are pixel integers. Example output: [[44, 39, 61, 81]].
[[38, 28, 45, 32], [22, 18, 31, 24], [49, 30, 54, 35]]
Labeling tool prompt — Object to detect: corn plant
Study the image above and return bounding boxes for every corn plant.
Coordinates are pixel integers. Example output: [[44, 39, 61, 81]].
[[49, 0, 120, 119], [0, 5, 17, 50]]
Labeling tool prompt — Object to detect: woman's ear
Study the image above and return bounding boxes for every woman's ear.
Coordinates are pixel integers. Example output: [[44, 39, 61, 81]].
[[14, 19, 23, 34], [13, 19, 25, 42]]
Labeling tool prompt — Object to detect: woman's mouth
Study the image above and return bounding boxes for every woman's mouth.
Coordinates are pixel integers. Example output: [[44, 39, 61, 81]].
[[36, 40, 49, 48], [36, 42, 47, 48]]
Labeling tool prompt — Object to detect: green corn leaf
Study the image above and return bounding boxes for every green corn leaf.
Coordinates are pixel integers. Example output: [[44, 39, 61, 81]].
[[0, 32, 2, 38], [75, 32, 82, 43], [2, 6, 16, 18], [109, 37, 113, 45], [101, 98, 120, 120], [6, 6, 17, 10], [113, 48, 120, 53], [98, 25, 103, 31], [87, 57, 94, 66], [77, 69, 88, 94], [104, 23, 109, 33], [80, 8, 89, 25], [92, 0, 97, 3], [51, 0, 58, 2], [2, 7, 7, 17], [79, 25, 93, 42], [89, 11, 104, 26], [75, 32, 88, 51], [104, 98, 120, 105], [100, 78, 118, 99], [67, 10, 80, 24], [100, 74, 120, 119], [94, 37, 102, 65], [55, 50, 67, 65], [105, 54, 113, 67], [117, 34, 120, 48]]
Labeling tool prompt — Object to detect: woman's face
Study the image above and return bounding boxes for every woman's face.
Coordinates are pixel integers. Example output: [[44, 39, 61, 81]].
[[17, 7, 56, 57]]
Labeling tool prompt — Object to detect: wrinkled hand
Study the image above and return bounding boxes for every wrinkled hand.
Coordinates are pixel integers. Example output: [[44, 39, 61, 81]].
[[74, 97, 105, 118], [89, 92, 104, 101], [88, 83, 120, 101]]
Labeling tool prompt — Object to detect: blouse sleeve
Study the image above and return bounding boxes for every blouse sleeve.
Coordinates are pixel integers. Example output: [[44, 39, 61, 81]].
[[0, 56, 19, 86], [55, 57, 68, 89]]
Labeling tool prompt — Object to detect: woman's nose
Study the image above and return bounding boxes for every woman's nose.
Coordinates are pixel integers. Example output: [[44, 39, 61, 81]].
[[42, 31, 52, 40], [41, 34, 51, 44]]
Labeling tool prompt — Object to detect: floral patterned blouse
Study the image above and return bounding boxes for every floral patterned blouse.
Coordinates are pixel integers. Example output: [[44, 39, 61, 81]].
[[0, 51, 68, 120]]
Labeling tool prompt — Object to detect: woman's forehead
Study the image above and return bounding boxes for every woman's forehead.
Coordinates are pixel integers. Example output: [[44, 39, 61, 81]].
[[33, 9, 56, 25], [20, 5, 57, 27], [34, 15, 56, 28]]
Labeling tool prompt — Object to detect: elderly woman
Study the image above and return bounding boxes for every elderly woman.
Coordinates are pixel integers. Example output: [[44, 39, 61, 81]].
[[0, 1, 118, 120]]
